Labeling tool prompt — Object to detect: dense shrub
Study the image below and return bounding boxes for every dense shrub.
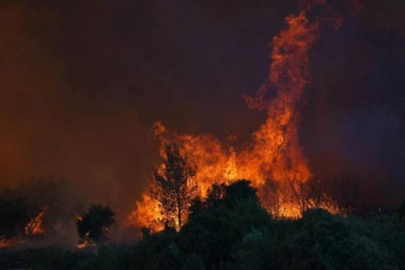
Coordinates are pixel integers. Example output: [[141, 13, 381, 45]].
[[22, 183, 405, 270], [77, 205, 115, 245], [279, 209, 396, 270]]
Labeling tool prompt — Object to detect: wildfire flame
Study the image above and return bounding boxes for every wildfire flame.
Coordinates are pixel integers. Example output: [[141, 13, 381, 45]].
[[128, 193, 164, 233], [130, 0, 361, 231], [75, 214, 83, 222], [25, 207, 47, 236], [75, 214, 91, 249], [0, 237, 23, 248], [77, 233, 94, 249]]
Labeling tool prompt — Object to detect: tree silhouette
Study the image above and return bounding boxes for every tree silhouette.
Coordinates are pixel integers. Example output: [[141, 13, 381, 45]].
[[77, 204, 115, 245], [189, 180, 259, 219], [151, 144, 197, 230]]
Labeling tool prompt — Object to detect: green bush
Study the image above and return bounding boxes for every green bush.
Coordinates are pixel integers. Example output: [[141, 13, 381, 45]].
[[279, 209, 396, 270]]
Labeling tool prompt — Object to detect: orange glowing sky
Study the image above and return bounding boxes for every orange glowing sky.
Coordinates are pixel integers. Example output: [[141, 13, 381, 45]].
[[0, 0, 404, 221]]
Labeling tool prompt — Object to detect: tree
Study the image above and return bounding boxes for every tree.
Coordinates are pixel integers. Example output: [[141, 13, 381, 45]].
[[180, 180, 271, 268], [223, 179, 258, 204], [77, 204, 115, 245], [188, 180, 259, 220], [287, 175, 361, 216], [151, 144, 197, 231]]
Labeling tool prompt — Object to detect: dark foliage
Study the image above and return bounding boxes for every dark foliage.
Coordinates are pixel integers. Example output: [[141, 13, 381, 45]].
[[77, 204, 115, 245], [279, 209, 395, 270], [189, 179, 258, 218], [0, 251, 27, 269], [25, 248, 80, 270], [0, 198, 29, 239], [23, 184, 405, 270]]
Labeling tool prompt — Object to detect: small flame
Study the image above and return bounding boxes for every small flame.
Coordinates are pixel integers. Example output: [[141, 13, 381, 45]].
[[75, 214, 83, 221], [0, 237, 23, 248], [77, 232, 94, 249], [77, 242, 87, 249], [25, 207, 47, 236]]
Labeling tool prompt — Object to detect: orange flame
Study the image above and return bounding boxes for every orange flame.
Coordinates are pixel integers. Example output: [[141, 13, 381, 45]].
[[75, 214, 83, 222], [25, 207, 47, 236], [77, 242, 87, 249], [77, 232, 95, 249], [128, 193, 164, 233], [130, 0, 358, 230], [0, 236, 23, 248]]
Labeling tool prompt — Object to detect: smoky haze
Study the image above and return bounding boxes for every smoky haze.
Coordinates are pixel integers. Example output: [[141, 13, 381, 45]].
[[0, 0, 404, 226]]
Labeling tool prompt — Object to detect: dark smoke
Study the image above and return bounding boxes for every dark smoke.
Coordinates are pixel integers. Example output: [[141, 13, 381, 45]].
[[302, 0, 405, 207]]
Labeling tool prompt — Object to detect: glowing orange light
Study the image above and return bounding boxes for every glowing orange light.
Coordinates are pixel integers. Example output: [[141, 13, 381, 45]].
[[25, 207, 47, 236], [129, 0, 354, 231]]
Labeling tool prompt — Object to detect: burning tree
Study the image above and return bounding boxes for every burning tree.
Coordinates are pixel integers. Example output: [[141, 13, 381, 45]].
[[151, 143, 197, 231], [130, 0, 364, 229]]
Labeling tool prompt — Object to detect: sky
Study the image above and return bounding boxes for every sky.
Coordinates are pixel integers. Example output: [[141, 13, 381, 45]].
[[0, 0, 404, 215]]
